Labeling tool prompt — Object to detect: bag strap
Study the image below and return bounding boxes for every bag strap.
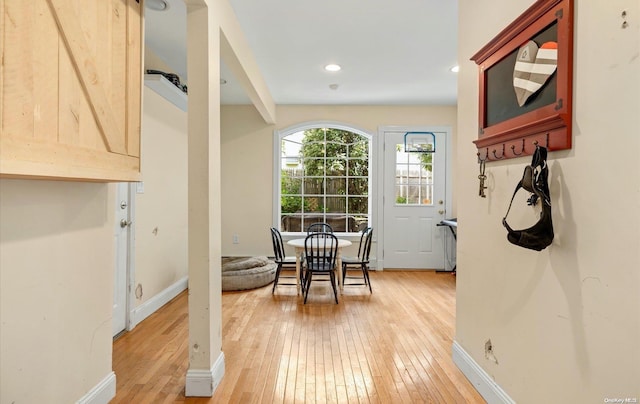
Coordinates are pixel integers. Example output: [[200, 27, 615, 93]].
[[502, 145, 548, 230], [531, 144, 547, 169], [502, 178, 523, 231]]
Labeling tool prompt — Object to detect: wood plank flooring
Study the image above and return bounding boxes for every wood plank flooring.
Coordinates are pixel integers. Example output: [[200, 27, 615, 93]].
[[112, 271, 485, 403]]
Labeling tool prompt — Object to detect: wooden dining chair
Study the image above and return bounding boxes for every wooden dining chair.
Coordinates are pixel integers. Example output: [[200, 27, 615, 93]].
[[342, 227, 373, 293], [303, 232, 339, 304], [270, 227, 302, 294]]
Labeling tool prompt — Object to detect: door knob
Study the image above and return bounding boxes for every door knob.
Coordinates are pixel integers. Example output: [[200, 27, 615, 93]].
[[120, 219, 132, 228], [438, 210, 445, 215]]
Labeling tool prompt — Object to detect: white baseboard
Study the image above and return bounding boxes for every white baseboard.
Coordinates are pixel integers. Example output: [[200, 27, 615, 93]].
[[77, 371, 116, 404], [185, 351, 225, 397], [130, 276, 188, 329], [452, 341, 515, 404]]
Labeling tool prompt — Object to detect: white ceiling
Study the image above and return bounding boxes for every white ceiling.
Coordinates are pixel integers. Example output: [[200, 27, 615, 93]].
[[144, 0, 459, 106]]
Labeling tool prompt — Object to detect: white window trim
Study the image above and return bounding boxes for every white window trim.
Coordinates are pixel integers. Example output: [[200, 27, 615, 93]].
[[273, 121, 375, 241]]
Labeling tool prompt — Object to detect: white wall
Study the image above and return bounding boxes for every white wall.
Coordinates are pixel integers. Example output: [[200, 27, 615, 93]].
[[456, 0, 640, 402], [133, 87, 188, 308], [0, 180, 115, 403], [220, 104, 457, 258]]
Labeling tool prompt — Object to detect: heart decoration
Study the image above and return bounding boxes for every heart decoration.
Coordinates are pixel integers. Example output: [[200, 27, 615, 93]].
[[513, 40, 558, 107]]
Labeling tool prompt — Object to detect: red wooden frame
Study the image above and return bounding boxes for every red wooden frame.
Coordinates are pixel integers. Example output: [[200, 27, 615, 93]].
[[471, 0, 573, 161]]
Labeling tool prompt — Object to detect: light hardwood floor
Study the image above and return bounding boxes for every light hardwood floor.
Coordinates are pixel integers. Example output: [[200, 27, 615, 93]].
[[112, 271, 485, 403]]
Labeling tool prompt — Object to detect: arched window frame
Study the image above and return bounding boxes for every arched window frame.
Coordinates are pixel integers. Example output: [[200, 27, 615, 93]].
[[273, 121, 374, 237]]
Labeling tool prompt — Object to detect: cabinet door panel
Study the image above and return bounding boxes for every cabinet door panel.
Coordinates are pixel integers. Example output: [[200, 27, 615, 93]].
[[0, 0, 141, 181]]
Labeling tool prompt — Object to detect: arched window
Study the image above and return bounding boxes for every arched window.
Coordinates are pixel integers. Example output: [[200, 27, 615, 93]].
[[276, 124, 372, 234]]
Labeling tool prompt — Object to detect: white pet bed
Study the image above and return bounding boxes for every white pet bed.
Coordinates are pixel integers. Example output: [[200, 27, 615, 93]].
[[221, 256, 277, 291]]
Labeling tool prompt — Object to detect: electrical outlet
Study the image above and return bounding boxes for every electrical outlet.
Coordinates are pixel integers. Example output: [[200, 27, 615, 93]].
[[233, 234, 239, 244]]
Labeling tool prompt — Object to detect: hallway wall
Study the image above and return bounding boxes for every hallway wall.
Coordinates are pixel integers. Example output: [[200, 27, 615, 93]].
[[455, 0, 640, 402], [0, 180, 116, 403], [133, 87, 189, 312]]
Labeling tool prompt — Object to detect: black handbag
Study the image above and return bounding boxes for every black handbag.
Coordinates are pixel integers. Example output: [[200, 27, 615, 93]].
[[502, 146, 554, 251]]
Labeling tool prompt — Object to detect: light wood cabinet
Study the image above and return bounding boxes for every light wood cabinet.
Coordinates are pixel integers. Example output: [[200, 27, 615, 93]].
[[0, 0, 142, 181]]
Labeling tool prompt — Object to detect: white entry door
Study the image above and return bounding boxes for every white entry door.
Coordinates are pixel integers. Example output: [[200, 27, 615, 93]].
[[383, 130, 447, 269], [113, 183, 131, 336]]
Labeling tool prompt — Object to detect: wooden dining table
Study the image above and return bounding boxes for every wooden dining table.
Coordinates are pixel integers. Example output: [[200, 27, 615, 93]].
[[287, 237, 352, 296]]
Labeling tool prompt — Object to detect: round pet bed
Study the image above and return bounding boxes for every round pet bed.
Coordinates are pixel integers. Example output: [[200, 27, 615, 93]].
[[221, 256, 277, 291]]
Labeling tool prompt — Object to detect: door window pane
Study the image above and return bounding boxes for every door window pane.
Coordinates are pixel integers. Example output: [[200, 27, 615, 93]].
[[394, 144, 434, 205]]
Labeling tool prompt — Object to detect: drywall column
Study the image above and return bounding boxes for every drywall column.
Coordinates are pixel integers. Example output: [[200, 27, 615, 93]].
[[184, 0, 224, 396]]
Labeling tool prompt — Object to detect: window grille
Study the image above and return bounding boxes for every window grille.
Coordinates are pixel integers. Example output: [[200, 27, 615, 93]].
[[279, 127, 370, 233]]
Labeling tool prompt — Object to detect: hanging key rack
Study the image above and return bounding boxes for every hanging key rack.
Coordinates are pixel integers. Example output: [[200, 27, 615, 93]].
[[471, 0, 574, 163], [476, 133, 551, 162]]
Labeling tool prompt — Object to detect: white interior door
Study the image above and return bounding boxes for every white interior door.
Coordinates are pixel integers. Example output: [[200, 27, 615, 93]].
[[113, 183, 130, 336], [383, 130, 447, 269]]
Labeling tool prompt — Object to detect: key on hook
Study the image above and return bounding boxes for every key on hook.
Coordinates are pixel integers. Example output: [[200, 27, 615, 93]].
[[478, 160, 487, 198]]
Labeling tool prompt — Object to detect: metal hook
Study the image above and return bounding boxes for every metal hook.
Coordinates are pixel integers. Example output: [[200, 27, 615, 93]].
[[511, 139, 525, 156], [492, 144, 505, 160], [477, 149, 488, 163], [533, 133, 550, 148]]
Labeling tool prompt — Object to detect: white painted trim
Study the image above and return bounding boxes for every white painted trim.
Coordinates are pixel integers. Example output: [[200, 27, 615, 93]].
[[126, 182, 137, 332], [452, 341, 515, 404], [272, 127, 281, 230], [130, 276, 188, 329], [185, 351, 226, 397], [375, 126, 385, 270], [76, 371, 116, 404]]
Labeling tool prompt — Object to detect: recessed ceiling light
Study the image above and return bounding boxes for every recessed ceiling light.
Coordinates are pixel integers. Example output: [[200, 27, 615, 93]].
[[146, 0, 169, 11], [324, 64, 341, 72], [450, 65, 460, 73]]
